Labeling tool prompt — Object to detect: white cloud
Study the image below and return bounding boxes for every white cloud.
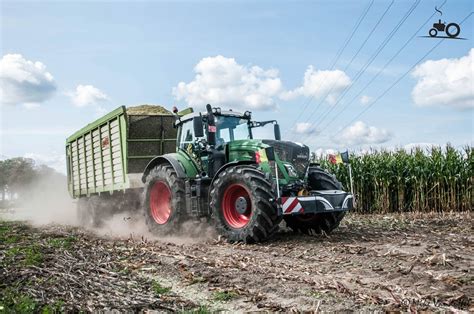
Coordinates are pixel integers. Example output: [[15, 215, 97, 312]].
[[22, 102, 41, 109], [294, 122, 317, 135], [173, 55, 282, 111], [360, 95, 372, 105], [411, 48, 474, 109], [23, 152, 66, 174], [0, 54, 56, 107], [252, 125, 276, 140], [334, 121, 392, 146], [403, 142, 435, 152], [281, 66, 351, 104], [68, 84, 109, 107], [312, 148, 337, 157], [0, 126, 74, 136], [95, 106, 108, 117]]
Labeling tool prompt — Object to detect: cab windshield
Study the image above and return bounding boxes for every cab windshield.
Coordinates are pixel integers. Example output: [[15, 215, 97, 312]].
[[216, 116, 251, 145]]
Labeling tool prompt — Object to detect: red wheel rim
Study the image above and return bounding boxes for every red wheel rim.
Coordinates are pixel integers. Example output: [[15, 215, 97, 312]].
[[149, 181, 172, 224], [222, 183, 252, 229]]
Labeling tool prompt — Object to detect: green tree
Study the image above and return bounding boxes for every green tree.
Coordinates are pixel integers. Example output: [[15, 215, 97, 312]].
[[0, 160, 7, 201], [1, 158, 36, 200]]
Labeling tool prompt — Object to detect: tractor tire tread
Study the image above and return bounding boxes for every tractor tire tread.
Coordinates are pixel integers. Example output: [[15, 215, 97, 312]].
[[142, 163, 186, 235], [210, 165, 281, 243], [285, 168, 346, 235]]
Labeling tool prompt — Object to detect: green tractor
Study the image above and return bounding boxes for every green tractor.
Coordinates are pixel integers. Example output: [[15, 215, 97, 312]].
[[142, 104, 352, 242]]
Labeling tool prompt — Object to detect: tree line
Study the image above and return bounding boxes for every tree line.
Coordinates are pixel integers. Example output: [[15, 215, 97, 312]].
[[0, 158, 65, 208]]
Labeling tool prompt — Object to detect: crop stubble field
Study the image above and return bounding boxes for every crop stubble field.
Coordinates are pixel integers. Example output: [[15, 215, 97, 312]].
[[1, 212, 472, 312]]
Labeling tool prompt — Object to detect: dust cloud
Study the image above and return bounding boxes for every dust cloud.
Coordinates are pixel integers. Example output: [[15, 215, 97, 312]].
[[96, 212, 217, 245], [1, 172, 77, 226], [1, 172, 216, 244]]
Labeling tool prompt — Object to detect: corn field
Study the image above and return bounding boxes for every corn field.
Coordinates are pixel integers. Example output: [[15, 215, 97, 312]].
[[317, 145, 473, 213]]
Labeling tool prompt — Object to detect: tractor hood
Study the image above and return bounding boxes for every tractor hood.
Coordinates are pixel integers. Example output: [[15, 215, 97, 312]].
[[262, 139, 310, 177], [226, 139, 310, 178]]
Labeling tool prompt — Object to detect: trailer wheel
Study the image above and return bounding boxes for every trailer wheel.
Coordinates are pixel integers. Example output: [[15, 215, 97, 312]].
[[143, 164, 186, 234], [210, 165, 281, 243], [77, 196, 103, 228], [285, 167, 346, 235]]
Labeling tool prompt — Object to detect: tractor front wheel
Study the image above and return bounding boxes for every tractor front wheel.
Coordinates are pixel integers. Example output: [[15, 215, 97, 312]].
[[285, 167, 346, 235], [429, 28, 438, 37], [143, 164, 186, 234], [210, 165, 281, 243]]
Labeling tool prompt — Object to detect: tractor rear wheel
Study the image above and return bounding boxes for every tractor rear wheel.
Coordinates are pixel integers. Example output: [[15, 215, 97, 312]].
[[285, 167, 346, 235], [143, 164, 186, 234], [210, 165, 281, 243], [446, 23, 460, 38]]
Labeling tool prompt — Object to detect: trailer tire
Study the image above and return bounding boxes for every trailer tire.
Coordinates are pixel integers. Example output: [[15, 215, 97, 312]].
[[210, 165, 281, 243], [285, 167, 346, 235], [143, 164, 186, 234], [77, 196, 104, 228]]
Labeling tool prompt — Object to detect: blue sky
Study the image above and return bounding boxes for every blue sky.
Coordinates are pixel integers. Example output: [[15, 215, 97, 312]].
[[1, 0, 473, 172]]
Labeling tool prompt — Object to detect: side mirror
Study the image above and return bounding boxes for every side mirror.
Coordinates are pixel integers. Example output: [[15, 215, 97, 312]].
[[265, 147, 276, 161], [274, 123, 281, 141], [193, 116, 204, 138]]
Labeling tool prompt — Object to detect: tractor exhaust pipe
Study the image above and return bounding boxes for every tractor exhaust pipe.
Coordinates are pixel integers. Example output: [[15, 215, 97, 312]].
[[206, 104, 216, 147]]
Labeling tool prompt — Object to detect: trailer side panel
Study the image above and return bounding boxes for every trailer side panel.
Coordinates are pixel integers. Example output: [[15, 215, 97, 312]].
[[66, 105, 177, 198], [67, 107, 128, 197]]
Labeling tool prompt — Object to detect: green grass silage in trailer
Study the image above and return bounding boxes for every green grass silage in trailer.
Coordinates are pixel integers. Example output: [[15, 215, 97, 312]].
[[316, 145, 473, 213]]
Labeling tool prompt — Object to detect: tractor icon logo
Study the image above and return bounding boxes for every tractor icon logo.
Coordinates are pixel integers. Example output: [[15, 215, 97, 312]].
[[421, 7, 465, 40], [429, 19, 460, 38]]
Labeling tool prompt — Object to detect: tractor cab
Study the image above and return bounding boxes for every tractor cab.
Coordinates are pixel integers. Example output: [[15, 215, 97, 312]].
[[175, 105, 282, 178], [176, 109, 254, 150]]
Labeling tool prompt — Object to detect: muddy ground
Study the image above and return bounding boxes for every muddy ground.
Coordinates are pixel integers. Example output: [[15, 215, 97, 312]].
[[1, 212, 473, 312]]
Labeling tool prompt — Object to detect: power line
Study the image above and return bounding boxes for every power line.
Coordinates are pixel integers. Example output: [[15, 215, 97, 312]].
[[296, 0, 421, 144], [328, 0, 375, 70], [285, 0, 374, 135], [336, 12, 473, 133], [309, 0, 420, 131], [291, 0, 395, 141], [345, 0, 395, 75], [318, 0, 448, 133]]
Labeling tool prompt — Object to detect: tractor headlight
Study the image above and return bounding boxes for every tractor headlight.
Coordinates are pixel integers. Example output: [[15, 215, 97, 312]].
[[284, 164, 298, 177]]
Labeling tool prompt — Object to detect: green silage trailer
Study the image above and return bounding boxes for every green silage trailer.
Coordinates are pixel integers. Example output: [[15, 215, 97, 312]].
[[66, 105, 177, 198]]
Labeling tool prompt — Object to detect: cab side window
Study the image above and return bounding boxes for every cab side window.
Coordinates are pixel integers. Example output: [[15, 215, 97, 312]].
[[179, 121, 194, 149]]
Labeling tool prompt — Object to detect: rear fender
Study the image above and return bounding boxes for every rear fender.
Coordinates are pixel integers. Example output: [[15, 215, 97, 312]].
[[141, 154, 186, 182]]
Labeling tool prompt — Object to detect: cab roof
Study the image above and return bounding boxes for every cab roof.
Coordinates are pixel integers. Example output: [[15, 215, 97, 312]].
[[177, 109, 249, 124]]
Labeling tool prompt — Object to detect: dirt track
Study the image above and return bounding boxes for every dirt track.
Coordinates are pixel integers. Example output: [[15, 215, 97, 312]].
[[1, 212, 473, 312]]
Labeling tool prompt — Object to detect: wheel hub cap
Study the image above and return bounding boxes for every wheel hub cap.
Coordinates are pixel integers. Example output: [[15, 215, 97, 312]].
[[235, 196, 248, 214]]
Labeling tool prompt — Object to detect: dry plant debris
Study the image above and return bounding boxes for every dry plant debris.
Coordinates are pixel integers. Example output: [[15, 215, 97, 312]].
[[1, 212, 473, 312]]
